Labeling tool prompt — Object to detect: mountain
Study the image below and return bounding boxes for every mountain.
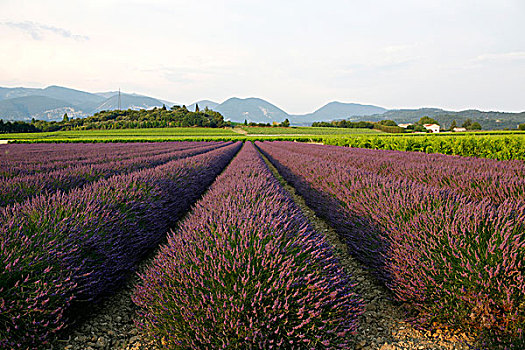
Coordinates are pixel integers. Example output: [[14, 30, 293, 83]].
[[214, 97, 289, 123], [96, 91, 176, 108], [290, 101, 387, 125], [0, 96, 80, 121], [39, 86, 105, 108], [188, 100, 219, 112], [95, 91, 119, 99], [0, 87, 43, 100], [369, 108, 525, 130], [0, 86, 174, 121], [90, 93, 166, 112], [0, 86, 104, 107], [1, 85, 522, 129]]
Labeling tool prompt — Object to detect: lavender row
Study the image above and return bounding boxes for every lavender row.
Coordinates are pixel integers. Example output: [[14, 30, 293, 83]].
[[272, 141, 525, 204], [0, 142, 230, 207], [0, 142, 241, 349], [0, 141, 222, 178], [256, 141, 525, 347], [133, 142, 363, 349]]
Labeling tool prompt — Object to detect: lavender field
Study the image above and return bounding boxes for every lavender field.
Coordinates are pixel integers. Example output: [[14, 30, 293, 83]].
[[1, 141, 523, 349]]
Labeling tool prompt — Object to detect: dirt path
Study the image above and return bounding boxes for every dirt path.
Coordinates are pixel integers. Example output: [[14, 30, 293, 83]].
[[49, 255, 158, 350], [259, 151, 475, 350], [231, 127, 248, 135]]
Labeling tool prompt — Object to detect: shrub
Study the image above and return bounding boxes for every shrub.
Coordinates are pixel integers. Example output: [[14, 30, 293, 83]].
[[133, 142, 363, 348]]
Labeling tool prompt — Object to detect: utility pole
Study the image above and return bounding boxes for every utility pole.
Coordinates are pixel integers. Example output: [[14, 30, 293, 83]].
[[118, 88, 121, 110]]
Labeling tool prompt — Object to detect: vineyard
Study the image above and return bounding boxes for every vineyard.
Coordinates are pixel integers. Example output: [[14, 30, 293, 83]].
[[324, 134, 525, 160], [1, 140, 524, 349]]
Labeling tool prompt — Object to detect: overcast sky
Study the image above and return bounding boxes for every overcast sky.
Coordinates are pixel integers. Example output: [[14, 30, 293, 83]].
[[0, 0, 524, 113]]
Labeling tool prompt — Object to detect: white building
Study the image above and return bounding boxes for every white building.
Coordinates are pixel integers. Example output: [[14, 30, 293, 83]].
[[453, 127, 467, 132], [423, 124, 440, 133]]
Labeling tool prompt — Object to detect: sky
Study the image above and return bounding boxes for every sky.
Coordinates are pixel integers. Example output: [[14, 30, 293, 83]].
[[0, 0, 524, 113]]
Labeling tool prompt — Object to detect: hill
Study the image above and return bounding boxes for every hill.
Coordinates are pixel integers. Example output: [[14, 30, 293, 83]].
[[0, 96, 79, 121], [0, 86, 174, 121], [370, 108, 525, 130], [188, 100, 219, 112], [214, 97, 289, 123], [89, 93, 166, 112], [290, 101, 387, 125]]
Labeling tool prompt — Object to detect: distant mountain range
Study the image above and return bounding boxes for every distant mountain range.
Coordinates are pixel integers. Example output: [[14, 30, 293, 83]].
[[0, 85, 523, 129], [0, 86, 172, 121], [189, 98, 386, 125]]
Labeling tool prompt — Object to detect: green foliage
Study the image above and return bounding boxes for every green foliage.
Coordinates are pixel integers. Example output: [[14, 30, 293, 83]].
[[520, 123, 525, 131], [449, 119, 457, 130], [7, 107, 231, 133], [324, 134, 525, 160], [0, 119, 40, 133], [470, 122, 482, 130], [462, 118, 473, 128], [417, 116, 439, 125], [281, 118, 290, 127], [312, 120, 374, 128], [378, 119, 397, 126], [372, 124, 405, 133]]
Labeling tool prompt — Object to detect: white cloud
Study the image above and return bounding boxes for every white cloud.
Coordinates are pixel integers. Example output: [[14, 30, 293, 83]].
[[1, 21, 89, 41], [475, 52, 525, 62]]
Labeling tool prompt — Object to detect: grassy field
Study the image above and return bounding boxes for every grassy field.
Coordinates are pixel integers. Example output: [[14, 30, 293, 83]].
[[238, 126, 384, 135], [0, 127, 239, 141], [0, 126, 381, 142]]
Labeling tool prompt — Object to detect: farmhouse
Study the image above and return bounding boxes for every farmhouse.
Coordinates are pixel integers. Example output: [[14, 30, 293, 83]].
[[423, 124, 440, 133], [398, 123, 413, 128], [453, 127, 467, 132]]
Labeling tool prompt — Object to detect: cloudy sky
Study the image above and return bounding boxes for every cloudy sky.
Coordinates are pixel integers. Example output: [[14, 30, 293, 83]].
[[0, 0, 524, 113]]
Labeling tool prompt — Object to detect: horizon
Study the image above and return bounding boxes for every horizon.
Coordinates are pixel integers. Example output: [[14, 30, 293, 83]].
[[2, 83, 524, 114], [1, 0, 524, 114]]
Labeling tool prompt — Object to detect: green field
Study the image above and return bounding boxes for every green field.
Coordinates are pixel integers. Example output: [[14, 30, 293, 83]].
[[0, 126, 381, 142], [238, 126, 384, 135], [0, 127, 238, 141]]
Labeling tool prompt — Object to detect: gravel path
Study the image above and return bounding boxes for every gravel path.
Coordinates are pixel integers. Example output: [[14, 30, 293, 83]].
[[48, 148, 476, 350]]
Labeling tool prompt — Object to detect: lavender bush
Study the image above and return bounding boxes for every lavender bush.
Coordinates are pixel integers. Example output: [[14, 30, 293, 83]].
[[0, 142, 241, 348], [266, 141, 525, 204], [256, 141, 525, 347], [133, 142, 363, 349], [0, 141, 229, 207]]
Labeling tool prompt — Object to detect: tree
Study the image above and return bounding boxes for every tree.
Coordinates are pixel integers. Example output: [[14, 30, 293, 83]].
[[470, 122, 482, 130], [281, 118, 290, 127], [244, 119, 248, 126], [519, 123, 525, 130], [195, 103, 200, 112], [378, 120, 397, 127], [462, 118, 473, 129], [417, 116, 439, 125], [62, 113, 69, 122], [449, 119, 457, 130]]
